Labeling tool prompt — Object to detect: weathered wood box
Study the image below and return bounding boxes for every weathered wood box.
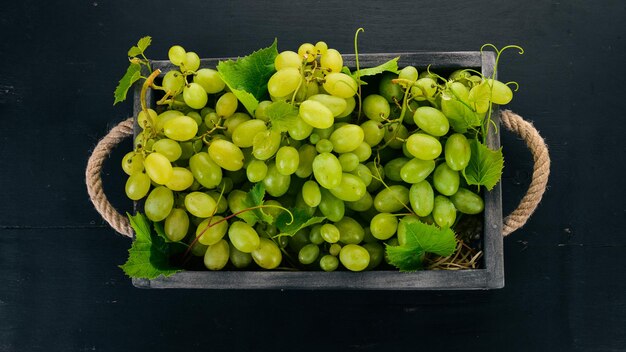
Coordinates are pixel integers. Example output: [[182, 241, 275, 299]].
[[131, 52, 504, 290]]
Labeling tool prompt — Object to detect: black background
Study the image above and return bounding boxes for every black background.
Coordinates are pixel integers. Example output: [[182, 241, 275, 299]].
[[1, 0, 625, 351]]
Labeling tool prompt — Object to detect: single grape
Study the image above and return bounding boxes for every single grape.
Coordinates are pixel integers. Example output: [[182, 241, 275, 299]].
[[121, 151, 144, 175], [196, 216, 229, 245], [189, 152, 222, 189], [433, 163, 460, 196], [152, 139, 182, 162], [168, 45, 186, 65], [204, 240, 230, 270], [378, 72, 403, 103], [361, 120, 385, 147], [397, 215, 421, 245], [194, 68, 226, 94], [298, 243, 320, 265], [268, 68, 302, 98], [383, 123, 409, 149], [337, 96, 357, 119], [308, 94, 348, 117], [262, 162, 291, 197], [246, 159, 268, 183], [252, 129, 281, 160], [275, 50, 302, 70], [329, 173, 366, 202], [125, 172, 150, 200], [450, 188, 484, 214], [164, 208, 189, 242], [315, 41, 328, 55], [320, 255, 339, 272], [335, 217, 364, 244], [164, 167, 194, 191], [275, 146, 299, 175], [338, 153, 359, 172], [181, 51, 200, 72], [295, 144, 317, 178], [413, 106, 450, 137], [339, 244, 370, 271], [363, 94, 391, 122], [254, 100, 272, 122], [485, 79, 513, 104], [144, 186, 174, 222], [320, 223, 340, 243], [184, 192, 217, 218], [329, 124, 364, 153], [231, 119, 267, 148], [315, 139, 334, 153], [229, 221, 261, 253], [320, 48, 343, 72], [216, 92, 238, 118], [412, 78, 437, 100], [445, 133, 472, 171], [223, 112, 250, 138], [398, 66, 418, 82], [252, 238, 282, 269], [144, 152, 173, 184], [363, 242, 384, 270], [287, 115, 314, 141], [302, 180, 322, 207], [297, 43, 317, 62], [309, 225, 324, 245], [208, 139, 244, 171], [350, 164, 373, 187], [433, 195, 456, 228], [323, 72, 357, 98], [345, 191, 373, 212], [162, 70, 185, 95], [137, 109, 157, 130], [182, 83, 208, 109], [370, 213, 398, 240], [409, 180, 435, 217], [299, 99, 334, 129], [400, 158, 435, 184], [405, 133, 442, 160], [312, 152, 342, 189], [373, 185, 410, 213], [383, 157, 410, 182], [318, 188, 345, 222], [230, 245, 253, 269]]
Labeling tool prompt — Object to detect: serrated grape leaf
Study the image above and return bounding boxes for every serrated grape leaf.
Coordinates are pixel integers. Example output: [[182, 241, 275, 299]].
[[217, 39, 278, 115], [467, 81, 491, 114], [386, 221, 457, 272], [128, 46, 142, 57], [119, 213, 182, 279], [137, 36, 152, 52], [354, 57, 400, 78], [275, 208, 325, 237], [463, 139, 504, 191], [266, 101, 298, 132], [240, 183, 274, 225], [153, 221, 187, 254], [440, 92, 482, 133], [113, 63, 141, 105]]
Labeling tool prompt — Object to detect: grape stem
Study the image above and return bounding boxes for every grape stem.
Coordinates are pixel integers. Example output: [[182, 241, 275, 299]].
[[354, 28, 364, 121]]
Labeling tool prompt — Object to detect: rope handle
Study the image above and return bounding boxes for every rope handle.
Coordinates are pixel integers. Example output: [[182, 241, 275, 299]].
[[86, 111, 550, 238]]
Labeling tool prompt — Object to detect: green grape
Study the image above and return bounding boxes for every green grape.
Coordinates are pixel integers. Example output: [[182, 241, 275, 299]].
[[412, 78, 437, 100], [189, 241, 208, 257], [315, 139, 334, 153], [361, 120, 385, 147], [299, 99, 334, 129], [162, 70, 185, 95], [144, 152, 173, 184], [383, 123, 409, 149], [187, 111, 203, 127], [383, 157, 410, 182], [295, 144, 317, 178], [184, 192, 217, 218], [405, 133, 442, 160], [308, 94, 347, 117], [339, 244, 370, 271], [196, 216, 228, 245], [449, 69, 471, 82], [312, 152, 342, 189], [182, 83, 208, 109], [215, 92, 238, 118], [445, 133, 471, 171], [313, 125, 335, 139], [409, 180, 435, 217], [302, 180, 322, 207], [231, 119, 267, 148], [374, 185, 410, 213], [252, 238, 282, 269], [287, 115, 314, 141], [227, 190, 251, 223], [449, 81, 470, 101], [230, 245, 253, 269], [397, 215, 421, 245], [398, 66, 418, 82], [379, 72, 403, 103], [254, 100, 272, 122], [338, 153, 359, 172], [335, 217, 364, 244], [298, 42, 317, 62], [262, 162, 291, 197], [433, 195, 456, 228], [346, 191, 373, 212], [152, 139, 182, 162], [168, 45, 186, 66], [275, 146, 299, 175], [252, 129, 281, 160], [413, 106, 450, 137], [370, 213, 398, 240], [181, 51, 200, 72], [163, 115, 198, 142], [320, 223, 340, 243], [203, 239, 230, 270], [366, 162, 385, 192], [144, 186, 174, 222], [329, 173, 366, 202], [125, 172, 150, 200], [121, 151, 144, 175], [320, 255, 339, 271], [400, 158, 435, 184], [307, 225, 323, 245], [320, 48, 343, 72], [352, 142, 372, 162], [315, 41, 328, 55], [362, 242, 384, 270], [486, 79, 513, 104], [155, 110, 184, 131], [204, 111, 220, 129], [223, 113, 250, 139], [208, 192, 229, 214], [350, 164, 372, 187], [433, 163, 460, 196], [329, 243, 342, 256], [268, 68, 302, 98], [208, 140, 244, 171], [329, 124, 364, 153], [164, 208, 189, 242], [337, 96, 356, 119], [318, 188, 345, 222], [363, 94, 391, 122], [450, 188, 484, 214], [323, 72, 357, 98], [298, 243, 320, 265], [165, 167, 194, 191], [189, 152, 222, 188], [275, 50, 301, 70], [288, 228, 311, 253], [246, 159, 268, 183], [228, 221, 261, 253], [137, 108, 157, 130], [217, 177, 234, 194], [194, 68, 225, 94]]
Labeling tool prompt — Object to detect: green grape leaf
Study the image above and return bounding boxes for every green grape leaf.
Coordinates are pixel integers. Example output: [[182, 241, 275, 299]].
[[463, 139, 504, 191], [119, 213, 183, 279], [113, 63, 141, 105], [386, 221, 457, 272], [440, 92, 482, 133], [467, 81, 491, 113], [266, 101, 298, 132], [275, 208, 325, 237], [217, 39, 278, 115], [128, 36, 151, 58], [351, 56, 400, 85], [240, 183, 274, 225], [128, 46, 142, 57]]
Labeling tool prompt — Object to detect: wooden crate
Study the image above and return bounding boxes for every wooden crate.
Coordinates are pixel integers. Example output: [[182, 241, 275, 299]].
[[131, 52, 504, 290]]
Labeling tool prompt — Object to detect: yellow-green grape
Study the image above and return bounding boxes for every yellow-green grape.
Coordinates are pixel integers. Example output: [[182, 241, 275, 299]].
[[400, 158, 436, 184], [287, 115, 314, 141], [182, 82, 208, 109], [383, 123, 409, 149], [433, 195, 456, 228], [449, 81, 470, 101], [450, 188, 484, 214], [329, 243, 342, 256], [298, 43, 317, 62], [216, 92, 238, 118], [155, 110, 184, 132], [339, 244, 370, 271], [337, 96, 356, 119], [397, 215, 420, 245], [338, 153, 359, 172], [227, 190, 252, 223], [223, 112, 250, 138], [164, 167, 194, 191], [137, 109, 157, 130], [315, 41, 328, 55], [208, 192, 229, 214], [181, 51, 200, 72], [363, 242, 384, 270], [312, 152, 342, 189], [374, 185, 410, 213], [309, 225, 324, 245], [168, 45, 186, 66], [144, 186, 174, 222], [350, 164, 372, 187], [230, 245, 253, 269], [413, 107, 449, 137], [335, 216, 364, 244], [409, 180, 435, 217], [384, 157, 410, 182], [363, 94, 391, 122], [294, 144, 316, 179], [433, 163, 460, 196], [121, 151, 144, 175], [254, 100, 272, 122], [204, 239, 230, 270], [231, 119, 267, 148], [144, 152, 173, 184], [329, 124, 364, 153], [152, 139, 182, 162], [246, 159, 268, 183], [378, 72, 403, 103], [361, 120, 385, 147], [195, 216, 229, 245], [365, 162, 384, 192], [274, 50, 301, 70], [162, 70, 185, 95], [187, 111, 203, 126], [228, 221, 261, 253], [252, 238, 282, 269], [412, 77, 437, 100], [299, 99, 334, 129], [320, 223, 340, 243], [352, 142, 372, 162], [164, 208, 189, 242], [445, 133, 471, 171], [398, 66, 418, 82], [184, 192, 217, 218], [163, 115, 199, 142], [320, 255, 339, 272], [208, 140, 244, 171], [275, 146, 299, 176], [315, 139, 333, 153], [308, 94, 347, 117], [125, 172, 150, 200], [262, 162, 291, 197], [329, 173, 366, 202], [189, 152, 222, 189], [268, 68, 302, 98], [370, 213, 398, 240], [252, 129, 281, 160], [346, 191, 373, 212], [189, 241, 208, 257], [405, 133, 442, 160], [485, 79, 513, 104], [318, 188, 345, 222], [323, 72, 357, 98], [194, 68, 225, 94], [298, 243, 320, 265], [320, 48, 343, 73]]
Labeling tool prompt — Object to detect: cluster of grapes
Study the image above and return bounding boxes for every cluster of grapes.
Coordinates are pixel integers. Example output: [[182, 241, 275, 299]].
[[122, 41, 497, 272]]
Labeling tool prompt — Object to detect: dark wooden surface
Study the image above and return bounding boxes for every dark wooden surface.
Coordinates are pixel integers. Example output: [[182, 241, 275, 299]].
[[0, 0, 624, 351]]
